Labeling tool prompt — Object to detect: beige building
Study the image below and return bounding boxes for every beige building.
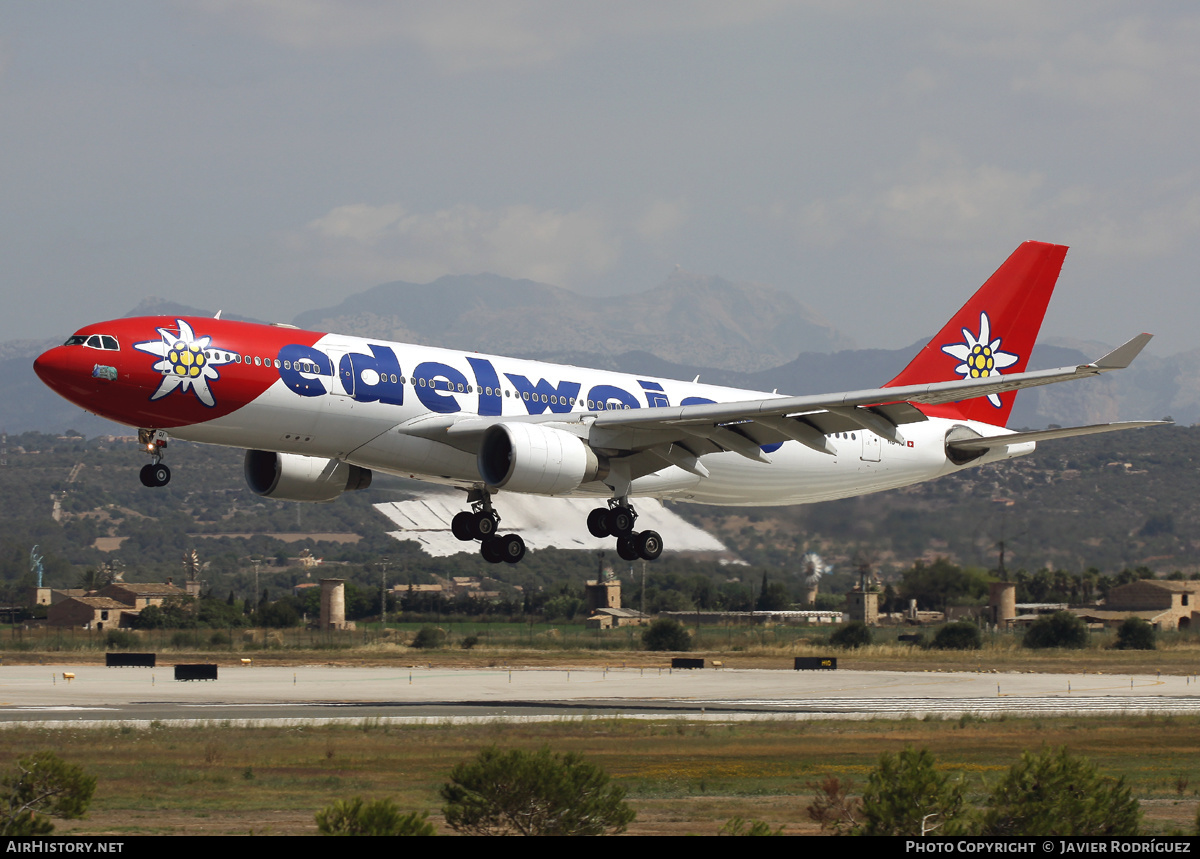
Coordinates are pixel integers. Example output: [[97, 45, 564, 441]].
[[1090, 580, 1200, 630], [47, 580, 190, 629], [47, 597, 137, 630], [846, 587, 880, 626], [98, 582, 189, 608]]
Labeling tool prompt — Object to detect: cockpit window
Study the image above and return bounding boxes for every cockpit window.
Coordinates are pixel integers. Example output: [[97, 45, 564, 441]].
[[65, 333, 120, 350]]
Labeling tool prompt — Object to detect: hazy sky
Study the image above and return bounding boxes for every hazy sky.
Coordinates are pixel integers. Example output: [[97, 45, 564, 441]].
[[3, 2, 1198, 356]]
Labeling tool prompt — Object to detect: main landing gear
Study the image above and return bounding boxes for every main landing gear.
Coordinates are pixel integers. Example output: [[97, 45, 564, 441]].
[[137, 429, 171, 488], [586, 500, 663, 562], [451, 489, 525, 564]]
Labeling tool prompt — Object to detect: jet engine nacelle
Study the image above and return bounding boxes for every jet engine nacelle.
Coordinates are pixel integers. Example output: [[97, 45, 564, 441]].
[[244, 449, 372, 502], [477, 423, 606, 495]]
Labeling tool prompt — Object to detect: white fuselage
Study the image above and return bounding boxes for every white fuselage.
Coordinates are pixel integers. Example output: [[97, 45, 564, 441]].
[[166, 332, 1033, 507]]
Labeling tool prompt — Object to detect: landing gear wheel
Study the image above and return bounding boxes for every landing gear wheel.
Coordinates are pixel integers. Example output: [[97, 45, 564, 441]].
[[480, 536, 504, 564], [451, 512, 475, 542], [471, 511, 498, 540], [635, 529, 663, 561], [616, 535, 640, 561], [587, 508, 611, 538], [606, 506, 635, 537], [141, 463, 170, 487], [499, 533, 526, 564]]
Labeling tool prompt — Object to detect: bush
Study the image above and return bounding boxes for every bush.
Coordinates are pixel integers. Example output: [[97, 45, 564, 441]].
[[979, 747, 1140, 835], [718, 816, 783, 835], [931, 622, 982, 650], [411, 626, 447, 649], [0, 752, 96, 836], [315, 797, 435, 836], [1023, 612, 1088, 649], [440, 746, 635, 836], [1114, 617, 1155, 650], [855, 747, 967, 836], [642, 618, 691, 651], [104, 629, 137, 649], [830, 621, 873, 649]]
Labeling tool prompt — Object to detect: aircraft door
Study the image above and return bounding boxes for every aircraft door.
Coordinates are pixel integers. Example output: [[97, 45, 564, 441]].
[[860, 432, 881, 462]]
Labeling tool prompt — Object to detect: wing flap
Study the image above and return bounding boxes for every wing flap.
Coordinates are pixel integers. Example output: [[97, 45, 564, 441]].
[[946, 420, 1170, 452]]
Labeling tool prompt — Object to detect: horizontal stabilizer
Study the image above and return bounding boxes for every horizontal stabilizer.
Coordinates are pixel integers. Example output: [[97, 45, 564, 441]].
[[946, 420, 1170, 452]]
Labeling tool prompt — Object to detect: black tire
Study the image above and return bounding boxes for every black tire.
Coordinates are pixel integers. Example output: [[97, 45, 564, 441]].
[[606, 506, 635, 537], [480, 537, 504, 564], [139, 464, 156, 487], [616, 535, 639, 561], [587, 508, 610, 538], [151, 464, 170, 487], [451, 511, 475, 542], [636, 529, 663, 561], [500, 534, 526, 564], [472, 511, 498, 540]]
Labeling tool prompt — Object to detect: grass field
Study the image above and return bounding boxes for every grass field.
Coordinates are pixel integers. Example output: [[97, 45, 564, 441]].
[[3, 715, 1197, 836], [3, 620, 1200, 675], [4, 622, 1199, 835]]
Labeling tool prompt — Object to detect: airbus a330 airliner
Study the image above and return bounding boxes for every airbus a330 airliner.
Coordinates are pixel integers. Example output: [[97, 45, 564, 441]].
[[34, 241, 1164, 565]]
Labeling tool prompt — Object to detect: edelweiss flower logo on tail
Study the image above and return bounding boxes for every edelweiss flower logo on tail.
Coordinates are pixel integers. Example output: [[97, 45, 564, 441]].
[[941, 312, 1019, 408], [133, 319, 234, 407]]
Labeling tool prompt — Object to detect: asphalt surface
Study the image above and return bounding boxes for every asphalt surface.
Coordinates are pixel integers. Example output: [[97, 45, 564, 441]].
[[2, 663, 1199, 726]]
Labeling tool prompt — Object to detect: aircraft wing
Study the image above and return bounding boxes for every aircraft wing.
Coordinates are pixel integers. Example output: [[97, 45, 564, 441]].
[[398, 334, 1157, 476], [944, 421, 1170, 453]]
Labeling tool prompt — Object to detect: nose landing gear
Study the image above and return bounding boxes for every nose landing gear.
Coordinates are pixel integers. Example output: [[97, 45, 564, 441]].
[[452, 488, 525, 564], [137, 429, 171, 487], [587, 499, 662, 561]]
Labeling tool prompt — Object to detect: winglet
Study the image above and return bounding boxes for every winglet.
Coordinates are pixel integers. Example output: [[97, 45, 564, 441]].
[[1087, 333, 1152, 371]]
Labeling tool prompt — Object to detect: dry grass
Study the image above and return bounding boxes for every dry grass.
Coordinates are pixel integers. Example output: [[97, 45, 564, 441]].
[[3, 714, 1196, 836]]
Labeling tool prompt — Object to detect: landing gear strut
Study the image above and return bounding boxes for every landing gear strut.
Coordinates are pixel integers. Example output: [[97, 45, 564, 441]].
[[137, 429, 171, 487], [452, 488, 525, 564], [587, 499, 662, 561]]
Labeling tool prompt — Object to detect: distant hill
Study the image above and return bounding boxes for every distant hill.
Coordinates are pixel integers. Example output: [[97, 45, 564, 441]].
[[292, 270, 854, 372]]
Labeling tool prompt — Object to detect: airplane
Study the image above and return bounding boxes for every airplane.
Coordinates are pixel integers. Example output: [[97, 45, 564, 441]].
[[33, 241, 1166, 565]]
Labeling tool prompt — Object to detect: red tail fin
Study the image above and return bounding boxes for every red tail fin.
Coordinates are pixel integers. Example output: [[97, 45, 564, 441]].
[[884, 241, 1067, 427]]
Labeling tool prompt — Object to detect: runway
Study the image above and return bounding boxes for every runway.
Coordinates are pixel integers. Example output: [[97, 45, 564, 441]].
[[2, 664, 1199, 726]]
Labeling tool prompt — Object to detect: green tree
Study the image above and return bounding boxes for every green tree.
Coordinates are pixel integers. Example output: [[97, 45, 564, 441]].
[[831, 621, 872, 649], [1023, 611, 1088, 649], [1, 752, 96, 836], [1114, 617, 1156, 650], [315, 797, 435, 836], [411, 626, 447, 649], [642, 618, 691, 651], [931, 621, 982, 650], [440, 746, 635, 836], [979, 747, 1141, 836], [854, 747, 967, 836]]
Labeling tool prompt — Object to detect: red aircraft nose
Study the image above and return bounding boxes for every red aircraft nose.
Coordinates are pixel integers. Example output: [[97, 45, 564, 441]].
[[33, 345, 99, 403]]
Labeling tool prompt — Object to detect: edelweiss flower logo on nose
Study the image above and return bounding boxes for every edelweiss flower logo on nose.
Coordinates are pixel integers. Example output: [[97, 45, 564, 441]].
[[134, 319, 235, 407], [941, 312, 1019, 408]]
